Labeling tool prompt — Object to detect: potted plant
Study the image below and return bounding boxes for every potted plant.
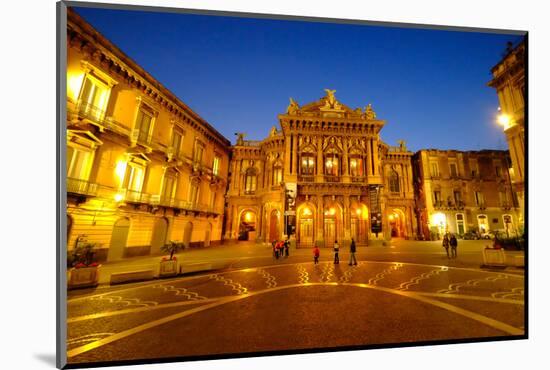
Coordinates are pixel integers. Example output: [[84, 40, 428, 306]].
[[159, 241, 183, 277], [68, 235, 101, 289]]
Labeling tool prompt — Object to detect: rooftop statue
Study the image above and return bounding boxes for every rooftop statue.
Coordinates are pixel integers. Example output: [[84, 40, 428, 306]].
[[287, 97, 300, 115], [324, 89, 337, 106], [235, 132, 246, 146], [398, 140, 407, 151], [270, 125, 278, 137], [365, 103, 377, 119]]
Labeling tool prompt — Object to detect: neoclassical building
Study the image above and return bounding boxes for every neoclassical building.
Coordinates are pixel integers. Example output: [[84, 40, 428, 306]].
[[66, 9, 230, 261], [488, 39, 525, 230], [413, 149, 521, 240], [66, 9, 525, 259], [225, 90, 416, 247]]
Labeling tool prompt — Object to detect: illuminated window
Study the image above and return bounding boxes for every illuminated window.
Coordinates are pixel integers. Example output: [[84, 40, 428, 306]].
[[78, 74, 110, 119], [349, 157, 363, 177], [213, 155, 221, 176], [126, 164, 145, 192], [469, 159, 478, 177], [134, 104, 154, 144], [67, 146, 93, 180], [161, 173, 177, 199], [193, 140, 204, 164], [430, 162, 439, 177], [389, 170, 400, 193], [453, 190, 462, 205], [189, 179, 200, 205], [245, 168, 257, 193], [449, 163, 458, 178], [325, 152, 339, 176], [433, 191, 442, 205], [272, 162, 283, 185], [474, 191, 485, 207], [171, 130, 184, 159], [301, 154, 315, 175]]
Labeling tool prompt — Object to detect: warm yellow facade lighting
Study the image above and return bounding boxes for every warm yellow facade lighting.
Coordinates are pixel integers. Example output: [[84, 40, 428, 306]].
[[114, 193, 124, 202], [497, 113, 514, 130], [67, 73, 85, 101], [431, 212, 446, 226], [115, 160, 127, 186]]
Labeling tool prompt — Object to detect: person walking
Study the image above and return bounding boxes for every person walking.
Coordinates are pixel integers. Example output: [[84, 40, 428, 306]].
[[272, 240, 278, 259], [450, 234, 458, 258], [442, 234, 450, 258], [348, 238, 357, 266], [313, 245, 320, 264], [333, 240, 340, 264], [284, 238, 290, 258]]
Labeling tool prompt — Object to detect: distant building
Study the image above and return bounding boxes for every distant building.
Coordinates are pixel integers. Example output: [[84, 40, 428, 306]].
[[66, 9, 230, 261], [413, 149, 521, 240], [488, 38, 525, 230], [225, 90, 416, 247]]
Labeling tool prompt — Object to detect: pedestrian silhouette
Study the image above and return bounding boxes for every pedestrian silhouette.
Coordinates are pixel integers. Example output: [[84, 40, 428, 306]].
[[313, 245, 320, 264], [442, 234, 450, 258], [349, 238, 357, 265], [333, 240, 340, 264], [450, 234, 458, 258]]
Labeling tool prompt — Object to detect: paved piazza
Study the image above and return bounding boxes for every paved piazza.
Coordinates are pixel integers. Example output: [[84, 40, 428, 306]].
[[66, 257, 525, 365]]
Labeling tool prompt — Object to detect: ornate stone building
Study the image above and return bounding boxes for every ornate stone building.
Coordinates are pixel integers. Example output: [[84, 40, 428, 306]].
[[225, 90, 416, 247], [488, 39, 526, 229], [413, 149, 521, 240], [66, 9, 230, 261]]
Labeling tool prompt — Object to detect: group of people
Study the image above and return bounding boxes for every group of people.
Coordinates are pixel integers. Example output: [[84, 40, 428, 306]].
[[272, 239, 290, 259], [312, 238, 358, 266], [442, 233, 458, 258]]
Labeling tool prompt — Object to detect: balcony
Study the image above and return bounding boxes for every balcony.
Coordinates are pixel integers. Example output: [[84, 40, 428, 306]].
[[351, 176, 365, 183], [298, 175, 315, 183], [324, 175, 341, 183], [67, 178, 98, 197], [131, 128, 153, 147], [72, 100, 107, 124]]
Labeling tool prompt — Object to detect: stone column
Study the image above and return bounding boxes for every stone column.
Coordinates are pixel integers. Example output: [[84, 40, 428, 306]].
[[342, 138, 349, 183], [316, 136, 324, 182], [343, 195, 350, 245], [292, 134, 298, 175], [284, 135, 292, 177], [317, 195, 324, 246]]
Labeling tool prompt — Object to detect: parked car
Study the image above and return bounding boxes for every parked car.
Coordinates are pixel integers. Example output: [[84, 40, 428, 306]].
[[463, 231, 479, 240], [480, 231, 495, 240]]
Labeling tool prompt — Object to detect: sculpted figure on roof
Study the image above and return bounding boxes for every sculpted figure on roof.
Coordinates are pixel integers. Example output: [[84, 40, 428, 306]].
[[365, 103, 377, 119], [287, 97, 300, 115]]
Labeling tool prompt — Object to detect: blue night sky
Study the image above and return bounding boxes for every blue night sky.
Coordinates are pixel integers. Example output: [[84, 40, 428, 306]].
[[73, 6, 523, 151]]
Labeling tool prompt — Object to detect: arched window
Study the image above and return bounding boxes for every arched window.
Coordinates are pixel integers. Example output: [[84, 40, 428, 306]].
[[389, 170, 400, 193], [272, 162, 283, 186], [245, 168, 257, 194], [324, 148, 339, 176], [301, 153, 315, 175]]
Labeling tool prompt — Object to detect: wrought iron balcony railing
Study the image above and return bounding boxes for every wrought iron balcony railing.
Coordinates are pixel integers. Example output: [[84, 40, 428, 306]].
[[67, 177, 98, 197], [298, 175, 315, 183], [324, 175, 341, 183]]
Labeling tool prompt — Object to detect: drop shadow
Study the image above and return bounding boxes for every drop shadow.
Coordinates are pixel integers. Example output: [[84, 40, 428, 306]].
[[34, 353, 57, 367]]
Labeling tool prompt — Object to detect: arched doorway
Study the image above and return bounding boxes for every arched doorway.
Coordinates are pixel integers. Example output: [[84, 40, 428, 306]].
[[183, 221, 193, 248], [238, 210, 257, 241], [269, 210, 280, 242], [297, 203, 315, 247], [477, 215, 489, 234], [388, 209, 406, 238], [350, 203, 369, 244], [108, 217, 130, 261], [150, 217, 169, 255], [324, 202, 342, 248], [204, 222, 212, 247]]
